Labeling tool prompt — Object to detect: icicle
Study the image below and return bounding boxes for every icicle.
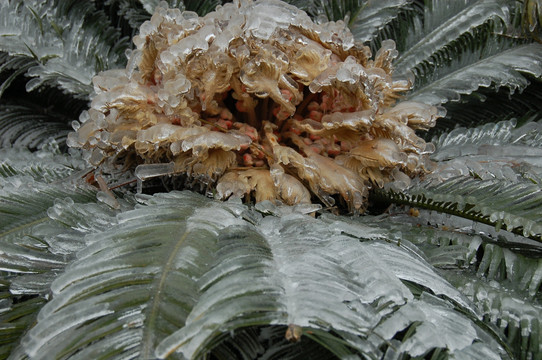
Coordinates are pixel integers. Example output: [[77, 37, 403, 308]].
[[134, 162, 175, 181]]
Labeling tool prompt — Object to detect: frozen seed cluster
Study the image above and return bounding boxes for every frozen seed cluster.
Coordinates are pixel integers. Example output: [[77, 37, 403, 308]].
[[68, 0, 444, 212]]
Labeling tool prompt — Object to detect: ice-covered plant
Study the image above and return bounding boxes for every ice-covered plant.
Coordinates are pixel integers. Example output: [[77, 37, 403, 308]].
[[2, 0, 542, 359], [68, 0, 442, 212]]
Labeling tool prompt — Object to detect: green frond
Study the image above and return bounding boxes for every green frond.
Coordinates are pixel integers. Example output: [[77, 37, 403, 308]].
[[10, 191, 508, 359], [0, 146, 122, 359], [448, 272, 542, 360], [407, 42, 542, 106], [137, 0, 222, 16], [385, 174, 542, 241], [285, 0, 413, 44], [426, 79, 542, 137], [0, 295, 46, 360], [0, 180, 97, 280], [0, 53, 34, 99], [0, 104, 71, 150], [378, 118, 542, 241], [348, 0, 412, 43], [367, 2, 423, 54], [349, 209, 541, 359], [0, 0, 128, 99], [0, 145, 85, 182], [394, 0, 510, 77]]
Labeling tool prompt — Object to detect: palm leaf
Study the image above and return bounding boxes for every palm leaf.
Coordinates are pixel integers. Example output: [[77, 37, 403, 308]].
[[447, 272, 542, 360], [0, 179, 99, 292], [380, 119, 542, 241], [285, 0, 412, 44], [0, 53, 34, 99], [0, 145, 124, 359], [0, 0, 128, 98], [12, 191, 508, 359], [105, 0, 222, 33], [0, 104, 71, 150], [425, 84, 542, 139], [431, 118, 542, 159], [353, 209, 541, 359], [348, 0, 412, 43], [0, 295, 45, 360], [393, 0, 509, 77], [407, 43, 542, 106], [0, 172, 102, 358], [388, 173, 542, 240], [0, 145, 84, 183], [0, 143, 108, 295]]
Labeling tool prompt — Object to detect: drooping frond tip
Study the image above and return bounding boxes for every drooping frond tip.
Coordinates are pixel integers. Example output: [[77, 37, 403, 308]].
[[68, 0, 444, 213]]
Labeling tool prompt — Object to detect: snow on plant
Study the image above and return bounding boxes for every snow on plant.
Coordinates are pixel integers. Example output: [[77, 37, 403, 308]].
[[68, 0, 443, 212]]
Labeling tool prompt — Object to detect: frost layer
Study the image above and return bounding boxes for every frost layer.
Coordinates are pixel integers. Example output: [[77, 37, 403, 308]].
[[68, 0, 442, 212]]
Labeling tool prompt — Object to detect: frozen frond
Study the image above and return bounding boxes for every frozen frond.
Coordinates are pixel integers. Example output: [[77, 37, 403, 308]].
[[0, 177, 98, 277], [378, 117, 542, 241], [0, 0, 128, 99], [476, 243, 542, 296], [348, 0, 412, 43], [373, 209, 542, 296], [373, 292, 502, 359], [408, 43, 542, 106], [366, 2, 424, 54], [394, 0, 509, 77], [137, 0, 222, 16], [285, 0, 412, 43], [0, 143, 112, 280], [0, 103, 71, 149], [449, 272, 542, 359], [337, 208, 542, 358], [0, 144, 122, 357], [0, 181, 118, 359], [0, 295, 46, 358], [0, 166, 108, 340], [432, 119, 517, 154], [431, 118, 542, 165], [107, 0, 222, 31], [0, 52, 35, 98], [0, 142, 86, 182], [391, 175, 542, 241], [11, 191, 506, 359]]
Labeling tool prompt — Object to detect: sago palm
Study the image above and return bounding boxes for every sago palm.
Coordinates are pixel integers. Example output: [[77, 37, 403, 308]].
[[1, 0, 542, 359]]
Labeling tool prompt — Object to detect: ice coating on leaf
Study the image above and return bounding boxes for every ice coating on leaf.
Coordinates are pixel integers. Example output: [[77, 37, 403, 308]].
[[449, 272, 542, 358], [0, 1, 126, 98], [374, 294, 494, 357], [69, 0, 442, 212]]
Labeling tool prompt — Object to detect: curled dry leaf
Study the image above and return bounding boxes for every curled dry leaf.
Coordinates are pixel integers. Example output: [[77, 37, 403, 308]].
[[68, 0, 443, 213]]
